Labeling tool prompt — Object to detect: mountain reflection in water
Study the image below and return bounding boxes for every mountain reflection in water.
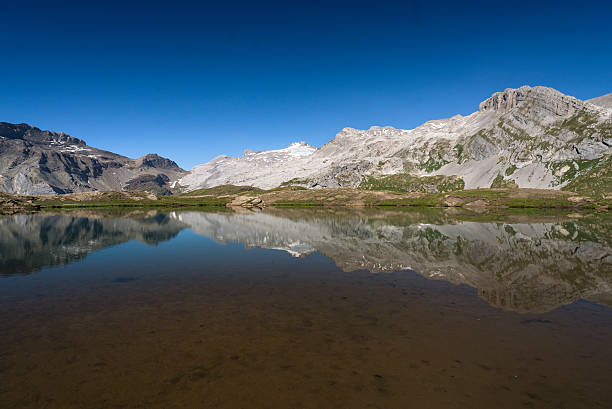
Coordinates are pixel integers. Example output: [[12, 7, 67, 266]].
[[1, 209, 610, 313]]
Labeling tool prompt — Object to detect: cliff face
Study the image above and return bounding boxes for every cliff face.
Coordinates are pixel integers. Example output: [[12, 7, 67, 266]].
[[0, 122, 186, 195], [180, 86, 612, 194], [478, 86, 583, 116]]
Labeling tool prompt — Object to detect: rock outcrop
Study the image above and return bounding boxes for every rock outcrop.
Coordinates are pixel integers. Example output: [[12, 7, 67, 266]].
[[478, 86, 583, 117]]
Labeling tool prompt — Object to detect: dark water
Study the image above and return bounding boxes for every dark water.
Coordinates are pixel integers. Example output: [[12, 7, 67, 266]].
[[1, 208, 611, 408]]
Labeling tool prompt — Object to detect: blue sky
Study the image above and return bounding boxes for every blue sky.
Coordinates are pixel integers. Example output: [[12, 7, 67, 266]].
[[1, 1, 611, 169]]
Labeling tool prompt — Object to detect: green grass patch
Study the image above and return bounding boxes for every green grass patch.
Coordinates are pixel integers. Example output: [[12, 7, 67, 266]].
[[545, 109, 611, 144], [454, 144, 464, 163], [35, 195, 231, 209], [370, 194, 444, 207], [447, 189, 510, 199], [504, 198, 592, 209], [548, 158, 602, 186], [359, 174, 464, 193], [279, 178, 312, 187], [490, 174, 517, 189], [181, 185, 264, 196], [418, 154, 450, 173], [271, 201, 324, 207], [562, 155, 612, 198]]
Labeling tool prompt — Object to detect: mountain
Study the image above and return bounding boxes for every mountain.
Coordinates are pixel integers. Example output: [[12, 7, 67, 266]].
[[0, 122, 186, 195], [179, 141, 316, 189], [179, 86, 612, 195]]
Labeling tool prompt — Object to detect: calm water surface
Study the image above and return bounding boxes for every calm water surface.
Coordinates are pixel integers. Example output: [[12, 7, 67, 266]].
[[1, 208, 611, 408]]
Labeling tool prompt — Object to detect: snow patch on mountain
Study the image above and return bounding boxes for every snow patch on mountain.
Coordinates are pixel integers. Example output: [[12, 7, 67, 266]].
[[265, 141, 316, 157], [179, 142, 316, 190]]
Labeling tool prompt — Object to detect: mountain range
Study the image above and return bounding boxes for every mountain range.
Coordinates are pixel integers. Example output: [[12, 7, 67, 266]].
[[1, 85, 611, 196], [180, 86, 612, 195]]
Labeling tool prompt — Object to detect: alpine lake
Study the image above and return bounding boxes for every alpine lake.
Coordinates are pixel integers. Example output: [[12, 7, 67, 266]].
[[1, 207, 611, 409]]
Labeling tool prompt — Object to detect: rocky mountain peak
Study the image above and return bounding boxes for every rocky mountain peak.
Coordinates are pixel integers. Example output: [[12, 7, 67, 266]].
[[478, 85, 584, 118], [478, 87, 527, 113], [138, 153, 183, 170], [283, 141, 316, 155], [264, 141, 315, 157], [288, 141, 310, 147], [0, 122, 86, 146]]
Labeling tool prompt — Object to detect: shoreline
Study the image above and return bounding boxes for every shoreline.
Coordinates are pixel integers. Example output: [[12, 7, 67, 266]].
[[1, 187, 610, 214]]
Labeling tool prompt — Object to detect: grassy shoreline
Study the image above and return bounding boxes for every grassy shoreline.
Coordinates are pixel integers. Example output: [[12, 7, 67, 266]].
[[1, 186, 610, 214]]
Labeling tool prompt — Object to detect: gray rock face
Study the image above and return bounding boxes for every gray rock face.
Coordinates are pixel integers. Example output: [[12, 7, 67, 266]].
[[478, 86, 583, 117], [180, 86, 612, 191], [123, 174, 173, 195], [588, 92, 612, 109], [138, 153, 180, 169], [0, 122, 186, 194]]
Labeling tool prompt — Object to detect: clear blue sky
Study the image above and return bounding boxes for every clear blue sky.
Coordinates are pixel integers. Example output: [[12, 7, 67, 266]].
[[1, 0, 611, 169]]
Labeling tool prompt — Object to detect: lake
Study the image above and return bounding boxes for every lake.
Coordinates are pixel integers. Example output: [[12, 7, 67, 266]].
[[1, 208, 611, 408]]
